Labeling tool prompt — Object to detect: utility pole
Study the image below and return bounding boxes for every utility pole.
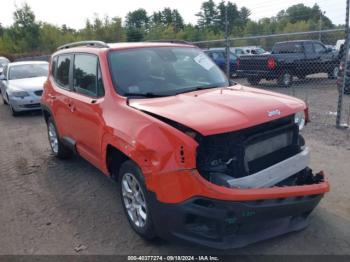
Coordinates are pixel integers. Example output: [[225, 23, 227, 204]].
[[319, 10, 326, 41], [225, 2, 230, 79]]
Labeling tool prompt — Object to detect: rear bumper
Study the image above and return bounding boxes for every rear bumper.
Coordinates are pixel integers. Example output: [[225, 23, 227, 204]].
[[150, 192, 323, 249]]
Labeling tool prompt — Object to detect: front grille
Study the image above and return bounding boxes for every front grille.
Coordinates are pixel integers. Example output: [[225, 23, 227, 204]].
[[34, 90, 43, 96], [196, 115, 300, 180], [23, 103, 41, 108]]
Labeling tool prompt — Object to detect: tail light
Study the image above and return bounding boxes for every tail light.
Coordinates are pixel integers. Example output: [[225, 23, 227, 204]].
[[237, 58, 240, 69], [267, 57, 276, 70]]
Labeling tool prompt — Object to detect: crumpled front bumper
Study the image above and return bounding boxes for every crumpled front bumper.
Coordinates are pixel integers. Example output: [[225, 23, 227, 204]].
[[149, 192, 323, 249]]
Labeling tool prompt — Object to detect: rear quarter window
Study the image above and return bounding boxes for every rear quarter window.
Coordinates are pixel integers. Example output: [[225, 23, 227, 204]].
[[272, 42, 304, 54], [56, 55, 71, 88]]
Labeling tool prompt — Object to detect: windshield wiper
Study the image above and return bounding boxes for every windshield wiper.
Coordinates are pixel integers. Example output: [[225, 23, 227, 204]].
[[123, 92, 168, 98], [176, 85, 223, 95]]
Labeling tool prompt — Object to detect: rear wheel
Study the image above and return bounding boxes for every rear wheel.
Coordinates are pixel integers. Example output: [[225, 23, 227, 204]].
[[247, 77, 261, 86], [119, 160, 156, 240], [277, 71, 293, 87], [47, 117, 72, 159]]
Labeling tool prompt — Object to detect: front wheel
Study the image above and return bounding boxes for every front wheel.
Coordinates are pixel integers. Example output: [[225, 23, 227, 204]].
[[277, 71, 293, 87], [46, 117, 72, 159], [119, 160, 156, 240]]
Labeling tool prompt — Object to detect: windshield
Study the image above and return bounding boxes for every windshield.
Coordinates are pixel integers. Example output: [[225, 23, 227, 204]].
[[0, 59, 9, 67], [108, 47, 229, 97], [9, 63, 48, 80]]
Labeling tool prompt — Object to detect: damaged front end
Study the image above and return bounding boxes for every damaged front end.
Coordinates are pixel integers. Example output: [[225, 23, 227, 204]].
[[196, 115, 324, 189]]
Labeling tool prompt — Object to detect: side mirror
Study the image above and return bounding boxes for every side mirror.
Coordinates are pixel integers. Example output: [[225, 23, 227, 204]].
[[326, 47, 333, 53], [0, 75, 6, 81]]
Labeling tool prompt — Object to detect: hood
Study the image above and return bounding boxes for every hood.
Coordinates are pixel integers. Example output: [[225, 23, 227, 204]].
[[8, 76, 46, 92], [129, 85, 305, 136]]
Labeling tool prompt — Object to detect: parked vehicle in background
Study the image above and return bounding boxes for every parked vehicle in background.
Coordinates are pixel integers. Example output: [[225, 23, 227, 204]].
[[237, 40, 340, 87], [204, 49, 238, 76], [335, 39, 345, 51], [0, 61, 48, 116], [337, 57, 350, 94], [0, 56, 10, 75], [41, 40, 329, 249], [231, 46, 268, 56]]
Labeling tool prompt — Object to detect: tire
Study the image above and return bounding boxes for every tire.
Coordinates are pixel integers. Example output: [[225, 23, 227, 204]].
[[46, 117, 72, 159], [119, 160, 156, 240], [247, 77, 261, 86], [328, 66, 339, 79], [277, 71, 293, 87]]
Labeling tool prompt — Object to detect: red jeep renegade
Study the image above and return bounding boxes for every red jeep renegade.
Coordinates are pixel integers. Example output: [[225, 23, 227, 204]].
[[41, 40, 329, 249]]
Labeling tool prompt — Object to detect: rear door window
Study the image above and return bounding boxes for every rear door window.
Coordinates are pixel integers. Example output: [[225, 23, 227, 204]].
[[304, 42, 314, 54], [56, 55, 71, 89], [313, 43, 327, 54], [212, 52, 225, 60]]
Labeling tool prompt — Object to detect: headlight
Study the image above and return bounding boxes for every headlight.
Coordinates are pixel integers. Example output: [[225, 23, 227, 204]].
[[294, 111, 306, 130], [12, 91, 30, 97]]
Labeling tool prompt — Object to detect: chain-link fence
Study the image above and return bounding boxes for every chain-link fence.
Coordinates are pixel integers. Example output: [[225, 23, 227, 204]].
[[194, 28, 350, 129]]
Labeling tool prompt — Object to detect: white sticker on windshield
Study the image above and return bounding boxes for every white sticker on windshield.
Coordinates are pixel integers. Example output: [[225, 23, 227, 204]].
[[194, 54, 214, 71]]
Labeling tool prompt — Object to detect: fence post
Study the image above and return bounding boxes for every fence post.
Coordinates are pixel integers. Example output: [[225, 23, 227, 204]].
[[225, 3, 230, 79], [336, 0, 350, 128]]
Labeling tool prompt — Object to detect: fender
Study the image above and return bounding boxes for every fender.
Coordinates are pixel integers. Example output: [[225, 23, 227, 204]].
[[100, 115, 199, 191]]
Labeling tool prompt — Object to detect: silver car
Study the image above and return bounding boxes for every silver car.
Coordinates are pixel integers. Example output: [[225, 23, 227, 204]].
[[0, 56, 10, 75], [0, 61, 48, 116]]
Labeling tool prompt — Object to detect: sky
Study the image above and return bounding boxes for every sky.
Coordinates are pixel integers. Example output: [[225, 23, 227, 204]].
[[0, 0, 346, 29]]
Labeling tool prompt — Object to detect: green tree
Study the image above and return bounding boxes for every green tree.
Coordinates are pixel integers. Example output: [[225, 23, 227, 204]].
[[11, 3, 40, 52], [125, 9, 149, 29], [196, 0, 218, 30]]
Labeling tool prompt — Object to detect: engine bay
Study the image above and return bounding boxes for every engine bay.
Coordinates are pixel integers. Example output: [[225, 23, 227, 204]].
[[196, 115, 324, 188]]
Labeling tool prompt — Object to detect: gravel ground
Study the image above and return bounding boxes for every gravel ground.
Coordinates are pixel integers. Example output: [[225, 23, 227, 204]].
[[0, 78, 349, 255]]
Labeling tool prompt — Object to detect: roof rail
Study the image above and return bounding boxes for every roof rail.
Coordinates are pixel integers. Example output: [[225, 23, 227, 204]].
[[147, 40, 193, 45], [57, 41, 109, 50]]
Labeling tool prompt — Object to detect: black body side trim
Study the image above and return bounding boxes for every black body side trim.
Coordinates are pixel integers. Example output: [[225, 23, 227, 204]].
[[61, 137, 77, 153]]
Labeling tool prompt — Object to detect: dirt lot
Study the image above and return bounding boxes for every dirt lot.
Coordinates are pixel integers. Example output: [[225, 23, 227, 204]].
[[0, 79, 349, 255]]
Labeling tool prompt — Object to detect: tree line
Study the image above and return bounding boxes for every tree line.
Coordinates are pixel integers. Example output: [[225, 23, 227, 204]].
[[0, 0, 344, 57]]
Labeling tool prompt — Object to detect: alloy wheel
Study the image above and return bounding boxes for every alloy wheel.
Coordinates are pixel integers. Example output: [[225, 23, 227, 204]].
[[48, 122, 59, 154], [121, 173, 147, 228]]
